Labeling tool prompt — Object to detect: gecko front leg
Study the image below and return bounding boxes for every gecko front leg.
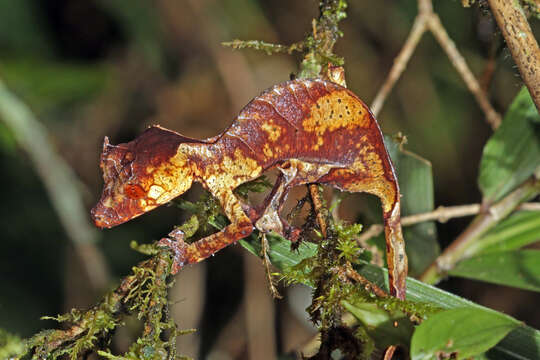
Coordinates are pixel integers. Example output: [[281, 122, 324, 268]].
[[255, 160, 340, 241], [159, 187, 254, 273], [255, 162, 302, 241]]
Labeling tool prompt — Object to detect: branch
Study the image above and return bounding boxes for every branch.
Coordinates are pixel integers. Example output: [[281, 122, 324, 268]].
[[222, 39, 304, 55], [357, 202, 540, 243], [371, 0, 501, 129], [488, 0, 540, 114], [27, 249, 187, 359], [426, 13, 502, 129], [371, 14, 428, 117]]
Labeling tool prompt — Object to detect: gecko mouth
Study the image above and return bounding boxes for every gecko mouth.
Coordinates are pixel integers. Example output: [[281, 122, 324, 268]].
[[91, 191, 146, 229], [91, 205, 119, 228], [90, 197, 129, 228]]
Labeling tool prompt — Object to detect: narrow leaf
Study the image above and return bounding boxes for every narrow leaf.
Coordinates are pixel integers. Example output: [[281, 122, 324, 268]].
[[239, 233, 317, 269], [449, 250, 540, 292], [478, 87, 540, 203], [473, 211, 540, 254], [410, 308, 520, 360]]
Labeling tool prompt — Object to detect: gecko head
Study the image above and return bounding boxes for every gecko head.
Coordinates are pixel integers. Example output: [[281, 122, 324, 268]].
[[91, 127, 194, 228]]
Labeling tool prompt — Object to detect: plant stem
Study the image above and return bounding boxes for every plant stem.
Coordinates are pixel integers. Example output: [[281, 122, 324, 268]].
[[357, 201, 540, 243], [488, 0, 540, 113], [420, 176, 540, 284]]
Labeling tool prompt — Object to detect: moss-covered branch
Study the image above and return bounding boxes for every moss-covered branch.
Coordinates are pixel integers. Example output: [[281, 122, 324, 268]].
[[17, 248, 194, 360], [223, 0, 347, 78]]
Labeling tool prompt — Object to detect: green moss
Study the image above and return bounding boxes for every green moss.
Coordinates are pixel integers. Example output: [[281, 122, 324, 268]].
[[222, 39, 305, 55]]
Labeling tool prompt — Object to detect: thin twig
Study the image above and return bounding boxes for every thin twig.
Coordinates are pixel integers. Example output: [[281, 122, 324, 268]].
[[343, 264, 388, 298], [261, 233, 282, 299], [371, 0, 501, 130], [357, 202, 540, 242], [420, 177, 540, 284], [488, 0, 540, 113], [371, 14, 428, 117], [427, 13, 502, 129], [356, 224, 384, 245], [222, 39, 305, 55], [309, 184, 330, 238]]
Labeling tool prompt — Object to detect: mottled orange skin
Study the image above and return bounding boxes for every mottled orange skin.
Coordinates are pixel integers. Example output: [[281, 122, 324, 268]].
[[91, 79, 408, 300]]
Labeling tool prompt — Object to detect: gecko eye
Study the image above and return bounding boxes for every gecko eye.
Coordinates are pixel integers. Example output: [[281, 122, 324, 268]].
[[124, 183, 146, 199]]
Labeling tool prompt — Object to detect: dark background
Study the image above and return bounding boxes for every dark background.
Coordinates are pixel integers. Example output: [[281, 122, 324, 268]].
[[0, 0, 538, 358]]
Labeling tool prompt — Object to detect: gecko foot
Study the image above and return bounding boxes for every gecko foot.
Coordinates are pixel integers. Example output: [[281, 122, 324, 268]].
[[157, 228, 188, 274]]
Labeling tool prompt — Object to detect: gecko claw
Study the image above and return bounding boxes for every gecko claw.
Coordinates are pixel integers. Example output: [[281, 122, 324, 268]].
[[158, 230, 188, 274]]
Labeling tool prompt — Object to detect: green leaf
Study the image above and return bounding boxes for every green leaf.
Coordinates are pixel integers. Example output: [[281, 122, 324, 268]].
[[342, 301, 414, 349], [357, 266, 540, 360], [472, 211, 540, 254], [449, 250, 540, 292], [239, 235, 540, 359], [410, 308, 520, 360], [239, 233, 317, 270], [384, 135, 439, 276], [478, 87, 540, 203]]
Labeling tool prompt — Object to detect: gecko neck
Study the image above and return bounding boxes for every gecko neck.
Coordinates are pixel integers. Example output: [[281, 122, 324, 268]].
[[176, 139, 226, 182]]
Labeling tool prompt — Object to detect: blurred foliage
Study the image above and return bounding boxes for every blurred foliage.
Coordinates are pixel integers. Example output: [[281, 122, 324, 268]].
[[94, 0, 163, 69], [0, 329, 25, 360], [0, 60, 110, 117], [0, 0, 52, 57], [472, 211, 540, 254]]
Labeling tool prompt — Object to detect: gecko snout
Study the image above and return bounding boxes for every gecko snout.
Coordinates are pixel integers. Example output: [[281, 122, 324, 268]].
[[90, 205, 115, 228]]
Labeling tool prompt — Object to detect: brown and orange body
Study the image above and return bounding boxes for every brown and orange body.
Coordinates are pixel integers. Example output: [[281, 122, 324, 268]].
[[91, 79, 408, 300]]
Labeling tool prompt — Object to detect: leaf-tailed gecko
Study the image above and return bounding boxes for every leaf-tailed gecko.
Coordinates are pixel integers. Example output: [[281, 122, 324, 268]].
[[91, 78, 408, 300]]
